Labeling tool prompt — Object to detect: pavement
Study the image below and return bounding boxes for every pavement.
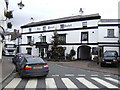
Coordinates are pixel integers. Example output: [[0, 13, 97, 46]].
[[0, 56, 15, 83], [1, 57, 120, 83]]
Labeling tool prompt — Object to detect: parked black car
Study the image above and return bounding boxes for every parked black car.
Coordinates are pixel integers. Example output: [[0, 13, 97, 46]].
[[101, 50, 119, 67], [12, 53, 29, 65], [17, 56, 49, 78]]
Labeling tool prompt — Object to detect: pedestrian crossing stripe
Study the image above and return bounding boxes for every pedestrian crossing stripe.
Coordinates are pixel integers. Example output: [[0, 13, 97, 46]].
[[25, 78, 37, 88], [62, 78, 78, 89], [105, 77, 119, 84], [91, 77, 118, 88], [4, 77, 119, 89], [4, 78, 22, 88], [76, 78, 99, 89], [45, 78, 57, 88]]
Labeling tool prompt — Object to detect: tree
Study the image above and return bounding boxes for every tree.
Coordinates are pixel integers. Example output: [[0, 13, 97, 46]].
[[50, 30, 65, 60]]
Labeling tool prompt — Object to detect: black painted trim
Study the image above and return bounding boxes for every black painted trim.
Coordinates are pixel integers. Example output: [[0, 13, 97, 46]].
[[99, 24, 120, 27], [20, 42, 119, 47], [22, 26, 98, 35]]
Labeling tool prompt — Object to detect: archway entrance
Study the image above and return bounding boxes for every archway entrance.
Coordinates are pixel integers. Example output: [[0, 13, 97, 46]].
[[77, 45, 91, 60]]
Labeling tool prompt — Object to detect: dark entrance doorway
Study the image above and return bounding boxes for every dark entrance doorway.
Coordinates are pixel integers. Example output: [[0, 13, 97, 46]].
[[35, 42, 48, 58], [77, 45, 91, 60]]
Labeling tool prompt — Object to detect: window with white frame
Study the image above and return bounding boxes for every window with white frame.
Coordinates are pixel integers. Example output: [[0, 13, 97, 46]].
[[60, 24, 64, 29], [43, 26, 46, 31], [26, 48, 32, 55], [58, 34, 66, 44], [81, 32, 88, 41], [29, 28, 31, 32], [107, 29, 114, 38], [42, 36, 46, 42], [82, 22, 87, 28], [27, 36, 32, 44]]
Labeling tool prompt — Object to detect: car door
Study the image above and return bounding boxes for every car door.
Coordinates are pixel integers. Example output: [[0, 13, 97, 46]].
[[17, 57, 25, 72]]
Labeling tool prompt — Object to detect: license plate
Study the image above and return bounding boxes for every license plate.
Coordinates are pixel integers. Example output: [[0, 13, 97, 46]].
[[106, 62, 111, 64], [33, 66, 42, 69]]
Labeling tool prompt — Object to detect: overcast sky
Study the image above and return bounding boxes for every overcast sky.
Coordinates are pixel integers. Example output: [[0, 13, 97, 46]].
[[8, 0, 120, 30]]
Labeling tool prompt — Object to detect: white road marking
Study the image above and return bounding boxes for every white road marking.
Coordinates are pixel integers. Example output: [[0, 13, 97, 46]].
[[78, 74, 86, 77], [52, 74, 59, 77], [105, 77, 119, 84], [65, 74, 74, 76], [92, 77, 118, 88], [25, 78, 37, 88], [62, 78, 78, 89], [76, 78, 99, 89], [5, 78, 22, 88], [91, 75, 98, 77], [45, 78, 57, 88], [104, 75, 111, 77]]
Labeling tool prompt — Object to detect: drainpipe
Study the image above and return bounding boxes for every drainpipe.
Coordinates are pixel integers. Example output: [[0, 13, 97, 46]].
[[0, 36, 2, 60], [118, 25, 120, 60], [118, 1, 120, 60]]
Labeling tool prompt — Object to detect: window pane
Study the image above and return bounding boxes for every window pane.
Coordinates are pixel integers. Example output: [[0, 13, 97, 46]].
[[82, 22, 87, 27], [42, 36, 46, 42], [27, 36, 32, 43], [81, 32, 88, 41], [60, 24, 64, 29], [107, 29, 114, 37], [58, 34, 66, 43]]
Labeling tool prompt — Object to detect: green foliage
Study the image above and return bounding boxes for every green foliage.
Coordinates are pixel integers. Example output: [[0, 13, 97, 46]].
[[50, 30, 65, 60], [66, 49, 76, 60]]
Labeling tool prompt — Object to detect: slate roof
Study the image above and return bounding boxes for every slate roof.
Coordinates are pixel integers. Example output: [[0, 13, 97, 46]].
[[21, 13, 101, 28]]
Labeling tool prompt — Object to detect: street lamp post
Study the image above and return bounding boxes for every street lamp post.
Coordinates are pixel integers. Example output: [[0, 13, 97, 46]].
[[18, 0, 25, 10]]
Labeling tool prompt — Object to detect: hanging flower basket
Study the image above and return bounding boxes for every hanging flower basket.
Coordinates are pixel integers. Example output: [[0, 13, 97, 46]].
[[7, 22, 12, 28], [4, 10, 13, 19]]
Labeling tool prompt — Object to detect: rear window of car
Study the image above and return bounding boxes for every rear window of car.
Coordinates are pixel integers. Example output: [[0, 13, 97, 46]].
[[104, 51, 117, 57], [26, 57, 45, 64]]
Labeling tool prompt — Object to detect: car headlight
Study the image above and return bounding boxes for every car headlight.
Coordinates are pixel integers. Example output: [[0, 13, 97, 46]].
[[113, 60, 117, 62]]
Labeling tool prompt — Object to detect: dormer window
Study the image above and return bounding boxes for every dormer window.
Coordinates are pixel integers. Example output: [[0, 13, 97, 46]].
[[60, 24, 64, 29], [107, 29, 114, 38], [82, 22, 87, 28], [29, 28, 31, 32], [43, 26, 46, 31]]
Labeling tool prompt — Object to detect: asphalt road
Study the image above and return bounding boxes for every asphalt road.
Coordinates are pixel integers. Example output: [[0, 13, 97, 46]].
[[2, 63, 120, 90]]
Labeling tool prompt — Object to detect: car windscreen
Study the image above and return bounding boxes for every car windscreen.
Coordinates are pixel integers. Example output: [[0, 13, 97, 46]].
[[26, 57, 45, 64], [104, 52, 116, 57]]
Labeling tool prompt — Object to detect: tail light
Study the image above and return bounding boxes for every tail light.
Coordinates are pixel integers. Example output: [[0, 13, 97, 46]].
[[24, 65, 32, 70], [44, 64, 49, 69]]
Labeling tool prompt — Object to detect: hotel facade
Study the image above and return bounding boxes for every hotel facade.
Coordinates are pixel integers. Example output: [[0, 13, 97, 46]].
[[20, 14, 120, 60]]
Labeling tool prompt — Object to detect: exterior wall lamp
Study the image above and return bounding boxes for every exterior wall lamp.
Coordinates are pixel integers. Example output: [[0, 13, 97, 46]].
[[18, 0, 25, 10]]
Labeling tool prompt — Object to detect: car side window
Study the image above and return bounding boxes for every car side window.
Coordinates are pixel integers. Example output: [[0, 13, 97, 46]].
[[115, 52, 118, 57], [20, 58, 27, 68], [19, 58, 25, 66]]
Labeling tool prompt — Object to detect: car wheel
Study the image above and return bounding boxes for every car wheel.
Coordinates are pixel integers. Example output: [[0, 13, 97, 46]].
[[43, 74, 48, 77], [16, 68, 18, 72], [19, 71, 24, 78], [100, 63, 104, 67]]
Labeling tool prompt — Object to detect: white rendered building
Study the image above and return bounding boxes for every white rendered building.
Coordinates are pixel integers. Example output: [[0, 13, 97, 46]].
[[20, 14, 120, 60], [0, 0, 8, 59]]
